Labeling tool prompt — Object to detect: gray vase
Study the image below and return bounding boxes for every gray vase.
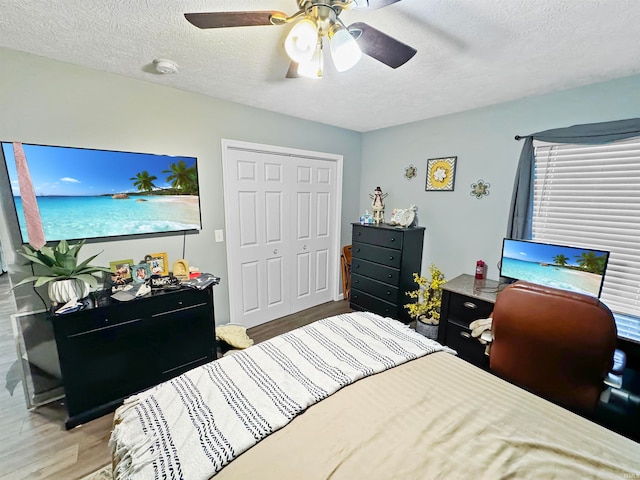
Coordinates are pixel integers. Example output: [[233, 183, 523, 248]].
[[416, 318, 439, 340]]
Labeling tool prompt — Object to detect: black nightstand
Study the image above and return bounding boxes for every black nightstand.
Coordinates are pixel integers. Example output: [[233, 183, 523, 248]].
[[437, 274, 499, 369]]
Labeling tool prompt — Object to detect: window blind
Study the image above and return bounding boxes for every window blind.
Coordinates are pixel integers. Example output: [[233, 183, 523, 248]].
[[532, 137, 640, 317]]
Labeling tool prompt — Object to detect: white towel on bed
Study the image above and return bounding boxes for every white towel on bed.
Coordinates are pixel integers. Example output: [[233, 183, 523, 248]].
[[110, 311, 448, 480]]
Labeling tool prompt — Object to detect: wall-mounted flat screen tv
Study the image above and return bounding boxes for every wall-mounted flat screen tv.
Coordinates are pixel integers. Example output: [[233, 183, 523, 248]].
[[500, 238, 609, 298], [1, 141, 202, 243]]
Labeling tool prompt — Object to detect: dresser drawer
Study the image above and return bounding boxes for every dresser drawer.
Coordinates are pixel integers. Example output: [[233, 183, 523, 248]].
[[352, 225, 403, 250], [352, 242, 402, 268], [351, 258, 400, 286], [351, 289, 399, 319], [447, 293, 494, 328], [351, 274, 399, 303]]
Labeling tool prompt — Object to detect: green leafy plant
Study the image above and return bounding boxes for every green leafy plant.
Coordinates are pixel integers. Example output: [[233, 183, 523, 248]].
[[13, 239, 112, 289], [404, 264, 446, 324]]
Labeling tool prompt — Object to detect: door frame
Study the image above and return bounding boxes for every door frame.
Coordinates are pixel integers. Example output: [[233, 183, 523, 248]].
[[221, 139, 344, 324]]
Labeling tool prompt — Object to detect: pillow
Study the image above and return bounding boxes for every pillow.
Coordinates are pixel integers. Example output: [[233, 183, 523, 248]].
[[216, 324, 254, 349]]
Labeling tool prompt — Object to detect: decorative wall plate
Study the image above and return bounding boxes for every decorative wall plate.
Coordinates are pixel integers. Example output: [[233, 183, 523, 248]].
[[470, 180, 490, 199], [404, 164, 417, 180]]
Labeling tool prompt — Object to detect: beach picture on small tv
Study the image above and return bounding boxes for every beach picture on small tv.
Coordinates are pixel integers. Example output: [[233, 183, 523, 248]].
[[2, 142, 202, 243], [500, 238, 609, 297]]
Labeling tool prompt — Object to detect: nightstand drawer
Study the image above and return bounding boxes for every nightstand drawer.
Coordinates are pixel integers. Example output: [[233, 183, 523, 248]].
[[351, 273, 399, 302], [448, 293, 494, 328], [352, 242, 401, 268], [446, 323, 488, 368], [351, 258, 400, 286], [353, 225, 403, 250]]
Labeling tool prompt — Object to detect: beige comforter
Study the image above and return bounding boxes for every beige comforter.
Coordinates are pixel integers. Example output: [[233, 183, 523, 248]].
[[216, 352, 639, 479]]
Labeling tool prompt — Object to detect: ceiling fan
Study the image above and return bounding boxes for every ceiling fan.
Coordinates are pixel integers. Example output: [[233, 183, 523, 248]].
[[184, 0, 417, 79]]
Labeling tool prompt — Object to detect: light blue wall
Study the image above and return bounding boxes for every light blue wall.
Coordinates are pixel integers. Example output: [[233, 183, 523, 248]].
[[360, 75, 640, 282], [0, 47, 362, 321], [2, 45, 639, 314]]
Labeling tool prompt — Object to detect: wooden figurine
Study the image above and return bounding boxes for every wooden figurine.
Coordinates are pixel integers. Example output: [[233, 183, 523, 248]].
[[369, 186, 388, 224]]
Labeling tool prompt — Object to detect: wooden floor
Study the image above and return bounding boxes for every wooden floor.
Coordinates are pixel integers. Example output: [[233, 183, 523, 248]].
[[0, 272, 351, 480]]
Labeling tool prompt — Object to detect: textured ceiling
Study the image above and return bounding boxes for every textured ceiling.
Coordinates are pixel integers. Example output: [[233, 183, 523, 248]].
[[2, 0, 640, 132]]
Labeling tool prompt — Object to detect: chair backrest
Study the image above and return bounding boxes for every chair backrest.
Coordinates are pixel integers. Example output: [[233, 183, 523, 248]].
[[341, 245, 352, 301], [490, 281, 617, 413]]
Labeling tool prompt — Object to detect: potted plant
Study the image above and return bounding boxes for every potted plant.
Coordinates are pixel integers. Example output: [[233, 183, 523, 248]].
[[404, 264, 446, 340], [13, 239, 112, 305]]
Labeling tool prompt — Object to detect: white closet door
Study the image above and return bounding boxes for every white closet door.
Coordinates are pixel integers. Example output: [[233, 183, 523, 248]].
[[224, 149, 291, 328], [290, 158, 336, 313], [223, 140, 342, 328]]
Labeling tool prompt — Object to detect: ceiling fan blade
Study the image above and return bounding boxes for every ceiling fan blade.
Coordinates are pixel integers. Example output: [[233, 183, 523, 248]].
[[286, 62, 300, 79], [349, 22, 416, 69], [184, 11, 286, 29], [365, 0, 403, 10]]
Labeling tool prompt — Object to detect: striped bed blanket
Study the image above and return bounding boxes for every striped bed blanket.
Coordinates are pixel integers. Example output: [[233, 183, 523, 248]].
[[110, 311, 447, 480]]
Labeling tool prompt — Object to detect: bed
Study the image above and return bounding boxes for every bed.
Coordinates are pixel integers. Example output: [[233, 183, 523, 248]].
[[110, 312, 640, 479]]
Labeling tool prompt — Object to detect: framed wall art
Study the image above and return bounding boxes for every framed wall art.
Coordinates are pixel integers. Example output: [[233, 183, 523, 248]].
[[426, 156, 457, 191]]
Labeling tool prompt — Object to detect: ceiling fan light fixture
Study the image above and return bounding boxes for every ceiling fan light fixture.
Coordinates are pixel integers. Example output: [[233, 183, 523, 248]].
[[351, 0, 370, 8], [297, 41, 324, 79], [284, 17, 318, 64], [329, 25, 362, 72]]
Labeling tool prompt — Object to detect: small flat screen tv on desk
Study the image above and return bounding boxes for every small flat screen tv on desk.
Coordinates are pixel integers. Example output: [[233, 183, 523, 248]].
[[500, 238, 609, 298]]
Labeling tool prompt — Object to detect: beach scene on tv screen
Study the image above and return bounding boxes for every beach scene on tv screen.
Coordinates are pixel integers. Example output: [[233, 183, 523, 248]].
[[3, 142, 201, 242], [501, 240, 608, 297]]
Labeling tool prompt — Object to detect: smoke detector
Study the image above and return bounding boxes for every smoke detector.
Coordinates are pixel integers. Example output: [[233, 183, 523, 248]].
[[153, 59, 178, 74]]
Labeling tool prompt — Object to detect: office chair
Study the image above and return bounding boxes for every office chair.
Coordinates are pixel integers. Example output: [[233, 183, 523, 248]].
[[490, 281, 618, 414]]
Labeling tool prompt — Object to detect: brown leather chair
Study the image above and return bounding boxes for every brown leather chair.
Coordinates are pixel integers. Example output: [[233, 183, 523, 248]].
[[341, 245, 352, 301], [490, 281, 617, 413]]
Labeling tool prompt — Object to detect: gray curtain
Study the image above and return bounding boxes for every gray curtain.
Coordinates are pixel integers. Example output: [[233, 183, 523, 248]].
[[507, 117, 640, 239], [0, 239, 5, 273]]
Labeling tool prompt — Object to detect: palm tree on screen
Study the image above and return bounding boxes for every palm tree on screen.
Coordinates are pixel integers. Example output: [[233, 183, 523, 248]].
[[553, 254, 569, 266], [576, 252, 606, 274], [130, 171, 158, 192], [162, 161, 198, 194]]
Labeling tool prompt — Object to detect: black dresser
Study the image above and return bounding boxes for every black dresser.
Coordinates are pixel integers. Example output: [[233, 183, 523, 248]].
[[51, 285, 216, 429], [350, 223, 425, 322]]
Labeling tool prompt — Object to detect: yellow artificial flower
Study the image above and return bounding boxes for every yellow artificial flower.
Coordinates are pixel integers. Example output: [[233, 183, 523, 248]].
[[404, 264, 446, 323]]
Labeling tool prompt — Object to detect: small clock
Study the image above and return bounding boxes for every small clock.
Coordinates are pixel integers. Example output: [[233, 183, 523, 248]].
[[399, 209, 415, 227]]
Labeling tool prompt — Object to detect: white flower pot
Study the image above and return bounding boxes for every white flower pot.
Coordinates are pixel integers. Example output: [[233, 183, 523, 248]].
[[48, 279, 90, 305]]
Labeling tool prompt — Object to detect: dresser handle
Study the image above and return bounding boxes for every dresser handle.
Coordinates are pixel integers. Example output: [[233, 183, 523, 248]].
[[356, 248, 361, 253], [389, 256, 394, 260], [357, 232, 361, 236], [354, 279, 359, 283], [390, 238, 395, 242], [463, 301, 477, 309], [388, 274, 392, 278], [355, 264, 360, 269], [386, 291, 391, 295], [460, 331, 471, 339]]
